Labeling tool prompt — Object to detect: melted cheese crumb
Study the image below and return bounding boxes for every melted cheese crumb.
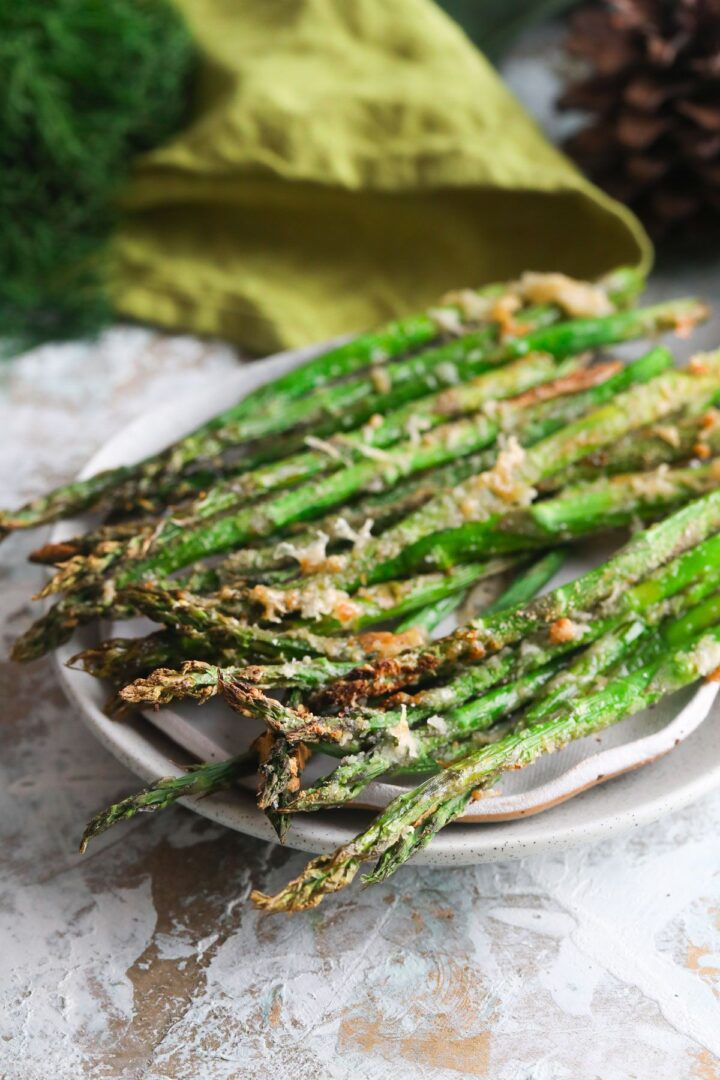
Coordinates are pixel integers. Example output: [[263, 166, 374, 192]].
[[333, 517, 374, 549], [428, 306, 466, 337], [517, 272, 614, 318], [440, 289, 494, 322], [251, 580, 361, 623], [304, 435, 343, 461], [696, 634, 720, 676], [549, 617, 589, 645], [387, 706, 420, 759], [274, 531, 330, 573]]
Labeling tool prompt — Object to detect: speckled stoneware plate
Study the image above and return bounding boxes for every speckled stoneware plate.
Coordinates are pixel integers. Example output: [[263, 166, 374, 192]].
[[54, 342, 720, 864]]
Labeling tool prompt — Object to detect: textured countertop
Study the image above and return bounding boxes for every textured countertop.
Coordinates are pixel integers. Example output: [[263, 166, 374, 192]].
[[2, 31, 720, 1080]]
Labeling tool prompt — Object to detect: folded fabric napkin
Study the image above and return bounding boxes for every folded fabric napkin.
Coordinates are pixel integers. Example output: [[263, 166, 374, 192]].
[[111, 0, 651, 354]]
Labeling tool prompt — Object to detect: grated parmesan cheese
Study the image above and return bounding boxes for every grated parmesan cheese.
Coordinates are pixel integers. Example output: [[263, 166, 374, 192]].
[[250, 579, 361, 623], [440, 289, 494, 322], [548, 617, 591, 645], [651, 424, 681, 448], [426, 714, 448, 734], [405, 413, 433, 446], [304, 435, 343, 461], [428, 306, 466, 337], [355, 443, 394, 463], [517, 272, 614, 318], [436, 361, 460, 385], [274, 531, 330, 573], [695, 634, 720, 676], [459, 435, 536, 514], [333, 516, 375, 549], [387, 706, 420, 759], [371, 366, 392, 394]]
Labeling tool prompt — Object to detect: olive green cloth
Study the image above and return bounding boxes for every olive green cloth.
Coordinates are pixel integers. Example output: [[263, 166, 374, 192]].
[[110, 0, 651, 355]]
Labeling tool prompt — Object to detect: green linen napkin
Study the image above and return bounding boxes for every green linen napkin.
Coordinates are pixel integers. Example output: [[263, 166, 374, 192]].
[[110, 0, 651, 354]]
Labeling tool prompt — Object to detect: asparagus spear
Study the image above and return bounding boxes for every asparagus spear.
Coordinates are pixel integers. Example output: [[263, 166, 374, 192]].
[[256, 730, 310, 842], [172, 353, 602, 515], [67, 630, 245, 684], [46, 411, 532, 595], [80, 353, 593, 574], [225, 349, 671, 589], [391, 550, 566, 635], [242, 556, 520, 633], [253, 627, 720, 911], [223, 552, 574, 812], [552, 402, 720, 487], [366, 352, 720, 578], [283, 559, 720, 810], [119, 657, 354, 707], [0, 279, 577, 536], [121, 531, 720, 740], [26, 341, 674, 650], [86, 521, 720, 733], [101, 568, 720, 841], [57, 335, 679, 598], [114, 584, 426, 663], [0, 290, 497, 536], [218, 351, 672, 586], [316, 491, 720, 706], [239, 349, 718, 624], [120, 550, 562, 709], [78, 750, 261, 853], [47, 346, 656, 596], [397, 459, 720, 572], [153, 272, 648, 470], [214, 449, 501, 582]]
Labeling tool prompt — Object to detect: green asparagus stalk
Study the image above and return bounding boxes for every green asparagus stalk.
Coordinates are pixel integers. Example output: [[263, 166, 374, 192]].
[[118, 553, 564, 708], [183, 353, 599, 517], [362, 351, 720, 582], [67, 629, 248, 684], [214, 449, 501, 582], [42, 308, 694, 595], [91, 355, 591, 579], [79, 751, 259, 853], [119, 656, 357, 706], [217, 351, 671, 586], [317, 491, 720, 706], [394, 549, 564, 634], [256, 732, 310, 841], [157, 271, 649, 468], [118, 529, 720, 735], [0, 278, 686, 537], [241, 556, 519, 633], [283, 559, 720, 811], [0, 278, 577, 536], [31, 343, 673, 631], [215, 345, 685, 621], [110, 314, 702, 582], [45, 355, 633, 596], [253, 627, 720, 911], [397, 459, 720, 572], [551, 402, 720, 487], [48, 411, 529, 595], [285, 660, 567, 811], [1, 289, 501, 536], [114, 584, 414, 663], [105, 578, 720, 840], [226, 351, 669, 590]]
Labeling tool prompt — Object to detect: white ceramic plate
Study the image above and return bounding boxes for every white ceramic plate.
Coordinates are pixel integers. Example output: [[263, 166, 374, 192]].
[[54, 342, 720, 864]]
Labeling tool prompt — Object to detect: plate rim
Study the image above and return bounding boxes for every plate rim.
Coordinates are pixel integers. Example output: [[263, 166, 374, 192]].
[[52, 343, 720, 864]]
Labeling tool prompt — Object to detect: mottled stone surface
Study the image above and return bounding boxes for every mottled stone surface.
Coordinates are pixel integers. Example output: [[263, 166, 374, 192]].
[[2, 29, 720, 1080]]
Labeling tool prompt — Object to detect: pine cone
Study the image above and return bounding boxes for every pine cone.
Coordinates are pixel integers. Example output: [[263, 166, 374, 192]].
[[558, 0, 720, 240]]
